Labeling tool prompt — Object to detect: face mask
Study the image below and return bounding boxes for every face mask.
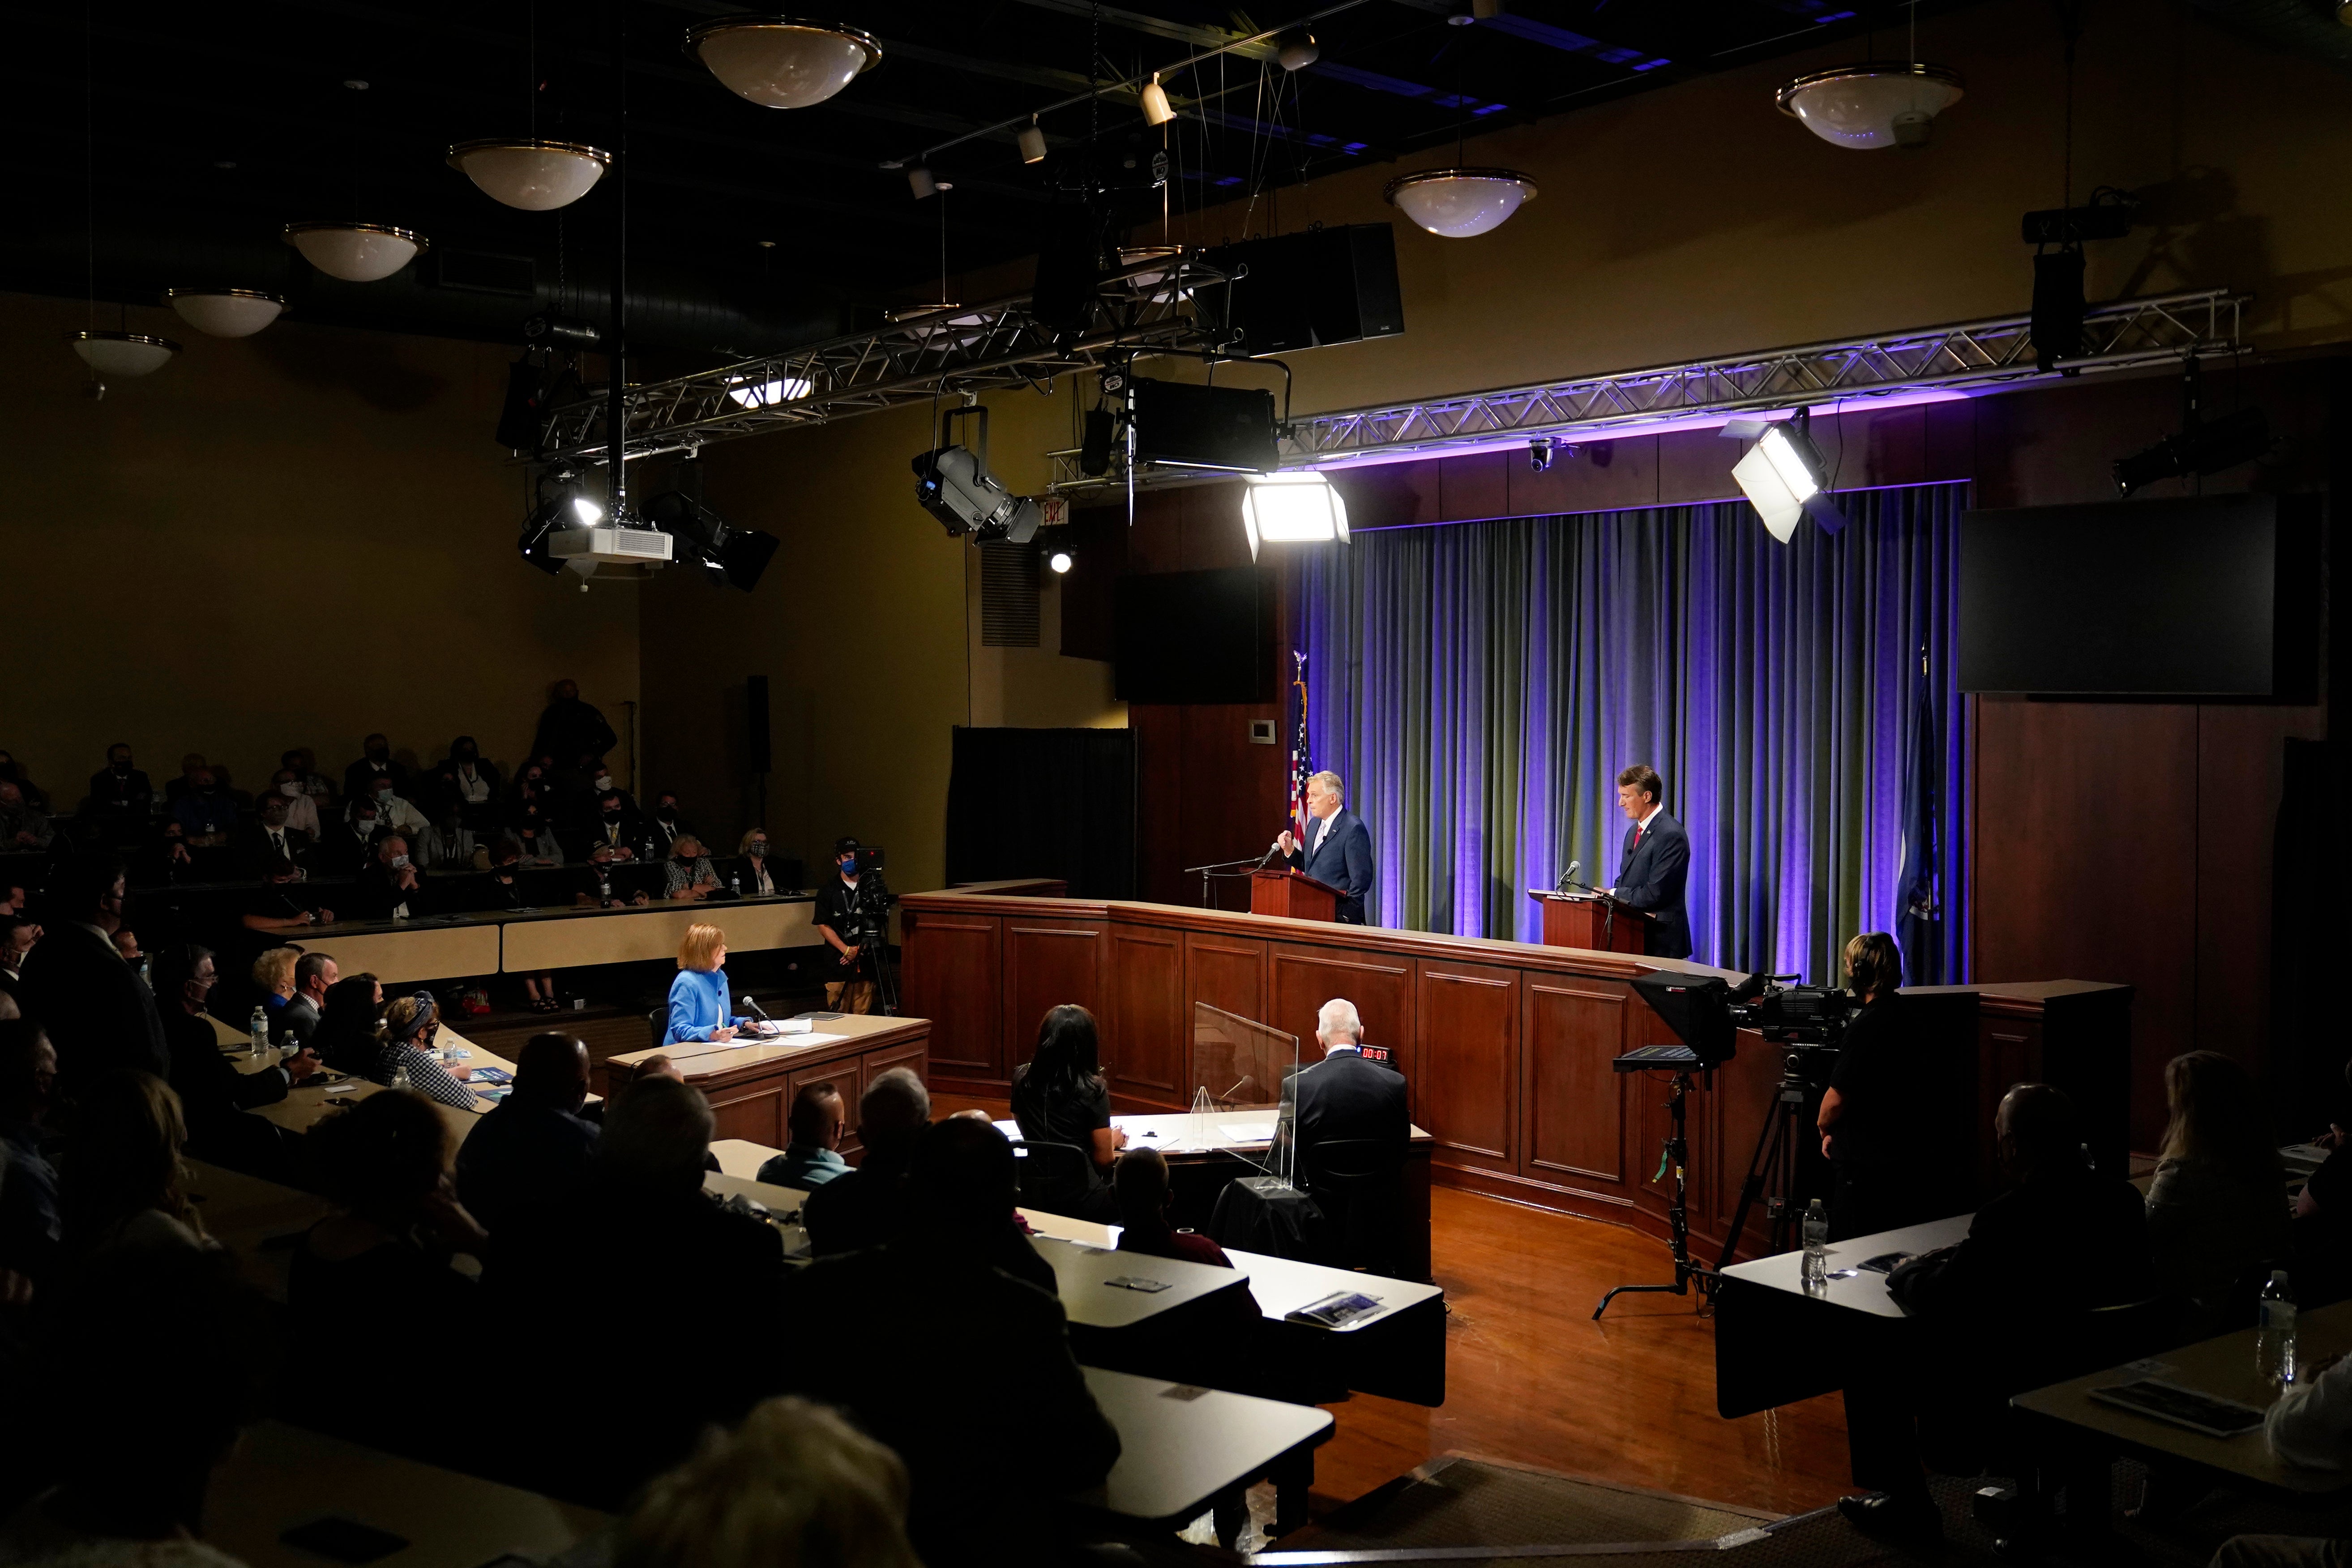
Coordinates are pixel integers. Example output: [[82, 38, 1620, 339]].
[[356, 815, 377, 832], [603, 809, 621, 823], [389, 854, 410, 869], [749, 839, 768, 854], [656, 807, 676, 821], [279, 782, 300, 797], [457, 750, 477, 763], [197, 782, 217, 795], [524, 769, 540, 782], [840, 859, 858, 876], [111, 761, 130, 774], [593, 775, 613, 791]]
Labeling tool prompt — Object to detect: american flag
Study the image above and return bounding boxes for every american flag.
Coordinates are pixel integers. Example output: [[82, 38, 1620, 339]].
[[1287, 651, 1311, 842]]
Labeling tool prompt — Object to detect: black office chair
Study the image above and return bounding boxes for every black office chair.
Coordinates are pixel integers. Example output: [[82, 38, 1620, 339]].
[[1300, 1137, 1407, 1277], [1009, 1139, 1097, 1218], [646, 1004, 668, 1051]]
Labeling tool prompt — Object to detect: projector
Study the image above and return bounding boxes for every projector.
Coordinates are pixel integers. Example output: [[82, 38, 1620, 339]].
[[546, 525, 675, 578]]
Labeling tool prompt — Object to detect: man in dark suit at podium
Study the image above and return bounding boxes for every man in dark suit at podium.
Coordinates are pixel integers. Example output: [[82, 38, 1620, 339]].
[[1272, 770, 1373, 924], [1608, 763, 1692, 960]]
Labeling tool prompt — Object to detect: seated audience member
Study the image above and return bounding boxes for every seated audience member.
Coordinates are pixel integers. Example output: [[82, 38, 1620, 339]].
[[0, 916, 34, 1001], [1290, 995, 1409, 1182], [662, 835, 721, 901], [162, 752, 210, 805], [358, 773, 429, 839], [155, 944, 315, 1177], [1, 1245, 257, 1567], [231, 791, 312, 876], [167, 767, 237, 846], [507, 759, 556, 817], [371, 993, 475, 1110], [1009, 1004, 1123, 1222], [318, 797, 384, 876], [738, 828, 783, 895], [19, 857, 169, 1087], [342, 732, 409, 804], [2147, 1049, 2292, 1337], [430, 735, 503, 829], [250, 946, 299, 1026], [111, 925, 144, 972], [311, 973, 385, 1077], [647, 792, 688, 857], [0, 781, 50, 850], [613, 1394, 919, 1568], [1116, 1146, 1232, 1267], [60, 1071, 213, 1259], [0, 884, 25, 917], [576, 860, 650, 908], [266, 767, 322, 836], [472, 845, 560, 1009], [281, 750, 333, 811], [513, 804, 565, 867], [573, 786, 649, 864], [485, 1073, 791, 1507], [84, 742, 154, 826], [454, 1031, 598, 1234], [241, 855, 334, 933], [664, 922, 753, 1046], [2227, 1346, 2352, 1568], [417, 802, 482, 872], [0, 752, 48, 814], [757, 1083, 851, 1189], [354, 835, 426, 922], [534, 679, 620, 783], [282, 951, 338, 1045], [790, 1117, 1120, 1564], [803, 1068, 932, 1257], [1836, 1084, 2153, 1541], [288, 1089, 485, 1463], [0, 1019, 62, 1291]]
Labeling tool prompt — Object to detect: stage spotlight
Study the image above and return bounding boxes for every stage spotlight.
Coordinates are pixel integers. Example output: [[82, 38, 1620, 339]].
[[1140, 73, 1175, 126], [1722, 411, 1845, 543], [1240, 471, 1350, 561], [2113, 407, 2271, 497], [1018, 116, 1048, 164], [643, 463, 781, 592], [1048, 548, 1075, 574], [914, 405, 1043, 544], [1277, 30, 1319, 70]]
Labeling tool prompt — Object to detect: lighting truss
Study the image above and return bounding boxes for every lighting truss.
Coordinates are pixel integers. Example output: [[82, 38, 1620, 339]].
[[535, 252, 1233, 465], [1045, 288, 2246, 492]]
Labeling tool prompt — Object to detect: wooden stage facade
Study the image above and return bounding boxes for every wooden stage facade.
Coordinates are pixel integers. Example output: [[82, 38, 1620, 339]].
[[900, 883, 2130, 1265]]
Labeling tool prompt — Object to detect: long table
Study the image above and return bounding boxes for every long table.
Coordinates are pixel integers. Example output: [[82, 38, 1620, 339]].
[[901, 885, 2131, 1259], [210, 1013, 519, 1145], [606, 1012, 929, 1151]]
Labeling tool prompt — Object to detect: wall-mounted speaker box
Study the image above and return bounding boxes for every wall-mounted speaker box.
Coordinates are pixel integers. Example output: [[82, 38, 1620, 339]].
[[1201, 223, 1404, 356]]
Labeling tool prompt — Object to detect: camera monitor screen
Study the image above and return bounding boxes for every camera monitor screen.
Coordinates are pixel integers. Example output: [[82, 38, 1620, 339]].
[[1631, 970, 1738, 1068]]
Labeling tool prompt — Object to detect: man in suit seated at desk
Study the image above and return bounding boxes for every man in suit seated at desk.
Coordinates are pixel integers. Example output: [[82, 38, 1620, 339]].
[[789, 1116, 1120, 1566], [1290, 997, 1408, 1175]]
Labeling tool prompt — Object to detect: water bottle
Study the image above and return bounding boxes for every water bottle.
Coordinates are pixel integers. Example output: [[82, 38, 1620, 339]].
[[2259, 1270, 2299, 1385], [248, 1006, 269, 1060], [730, 872, 742, 895], [599, 870, 613, 905], [1801, 1198, 1830, 1285], [390, 1060, 411, 1094]]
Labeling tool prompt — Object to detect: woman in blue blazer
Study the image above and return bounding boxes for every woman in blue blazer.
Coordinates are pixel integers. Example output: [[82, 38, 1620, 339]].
[[665, 922, 752, 1045]]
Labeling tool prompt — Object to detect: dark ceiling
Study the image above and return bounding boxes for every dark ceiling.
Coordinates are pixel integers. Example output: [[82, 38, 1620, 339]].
[[8, 0, 1991, 359]]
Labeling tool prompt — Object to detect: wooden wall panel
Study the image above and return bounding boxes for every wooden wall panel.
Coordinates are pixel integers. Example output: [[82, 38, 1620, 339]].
[[1522, 981, 1629, 1188], [1108, 926, 1185, 1106], [1185, 932, 1265, 1022], [899, 910, 999, 1080], [1001, 917, 1108, 1077], [1415, 959, 1519, 1173], [707, 1084, 786, 1148], [1269, 944, 1415, 1081], [785, 1057, 864, 1162]]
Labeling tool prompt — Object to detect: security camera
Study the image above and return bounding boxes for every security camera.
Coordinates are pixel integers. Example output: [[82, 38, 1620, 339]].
[[1528, 437, 1560, 472]]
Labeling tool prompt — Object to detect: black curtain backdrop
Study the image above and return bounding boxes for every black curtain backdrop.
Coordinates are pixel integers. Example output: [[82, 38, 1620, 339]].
[[2273, 737, 2350, 1129], [945, 727, 1137, 898]]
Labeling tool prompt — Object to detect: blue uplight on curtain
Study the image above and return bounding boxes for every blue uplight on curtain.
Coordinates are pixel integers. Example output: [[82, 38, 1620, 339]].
[[1295, 482, 1970, 987]]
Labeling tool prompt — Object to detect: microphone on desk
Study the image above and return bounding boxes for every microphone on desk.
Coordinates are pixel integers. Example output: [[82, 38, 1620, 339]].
[[1556, 859, 1582, 894], [739, 995, 773, 1021]]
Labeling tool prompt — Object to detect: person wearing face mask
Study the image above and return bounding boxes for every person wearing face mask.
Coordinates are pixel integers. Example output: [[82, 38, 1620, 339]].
[[570, 787, 648, 866], [355, 836, 428, 923], [475, 843, 563, 1009], [430, 735, 504, 832], [233, 791, 315, 877], [265, 768, 322, 836], [361, 774, 429, 840], [663, 836, 722, 902], [154, 944, 317, 1179], [17, 858, 168, 1089], [737, 829, 783, 896], [531, 679, 619, 787], [241, 856, 336, 933], [163, 752, 212, 806], [418, 803, 484, 873], [648, 793, 689, 857], [83, 743, 153, 833], [282, 747, 335, 805], [343, 733, 411, 805], [512, 803, 566, 868], [319, 797, 385, 877], [168, 768, 237, 847], [812, 838, 891, 1015]]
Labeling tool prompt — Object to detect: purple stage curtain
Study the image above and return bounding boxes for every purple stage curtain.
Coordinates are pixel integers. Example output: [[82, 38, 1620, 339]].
[[1295, 482, 1969, 987]]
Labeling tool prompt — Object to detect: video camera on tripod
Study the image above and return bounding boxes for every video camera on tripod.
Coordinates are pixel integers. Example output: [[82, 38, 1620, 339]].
[[1629, 969, 1851, 1065]]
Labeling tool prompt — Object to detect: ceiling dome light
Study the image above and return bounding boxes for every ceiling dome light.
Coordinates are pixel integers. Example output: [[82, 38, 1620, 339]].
[[1240, 472, 1350, 560], [282, 222, 428, 282], [164, 288, 286, 338], [1277, 30, 1319, 71], [72, 331, 180, 378], [1140, 73, 1175, 127], [448, 139, 612, 210], [1384, 168, 1538, 238], [685, 18, 882, 109], [1777, 64, 1964, 150]]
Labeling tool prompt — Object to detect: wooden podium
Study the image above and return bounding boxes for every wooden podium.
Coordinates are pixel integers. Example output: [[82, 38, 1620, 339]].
[[1252, 868, 1344, 921], [1527, 889, 1651, 954]]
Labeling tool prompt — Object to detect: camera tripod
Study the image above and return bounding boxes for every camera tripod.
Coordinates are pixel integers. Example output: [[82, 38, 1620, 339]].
[[1592, 1068, 1714, 1318], [859, 920, 901, 1015], [1713, 1045, 1822, 1273]]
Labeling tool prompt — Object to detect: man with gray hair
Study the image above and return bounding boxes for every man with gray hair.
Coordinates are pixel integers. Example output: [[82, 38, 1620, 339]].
[[803, 1066, 931, 1256], [1290, 995, 1408, 1187], [1271, 769, 1373, 924]]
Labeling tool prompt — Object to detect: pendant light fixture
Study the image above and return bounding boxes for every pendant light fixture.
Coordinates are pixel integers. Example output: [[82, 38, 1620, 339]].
[[73, 331, 180, 378], [282, 80, 427, 281], [1777, 5, 1962, 150], [1139, 73, 1175, 127], [452, 8, 610, 209], [1383, 38, 1535, 238], [685, 18, 882, 109], [68, 0, 178, 389], [164, 288, 287, 338]]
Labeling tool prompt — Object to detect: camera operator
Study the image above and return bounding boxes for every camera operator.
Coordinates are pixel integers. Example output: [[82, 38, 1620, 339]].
[[1816, 932, 1934, 1242], [813, 837, 890, 1015]]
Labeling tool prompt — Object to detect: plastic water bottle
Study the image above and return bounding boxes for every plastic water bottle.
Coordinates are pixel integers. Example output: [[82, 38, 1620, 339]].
[[390, 1060, 411, 1094], [730, 873, 742, 896], [2259, 1270, 2299, 1385], [1801, 1198, 1830, 1285], [599, 870, 613, 905], [248, 1006, 269, 1060]]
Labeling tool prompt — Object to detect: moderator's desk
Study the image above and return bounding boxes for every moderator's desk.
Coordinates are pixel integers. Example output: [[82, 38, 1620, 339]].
[[1712, 1213, 1974, 1418], [606, 1013, 929, 1151], [1070, 1365, 1332, 1530], [205, 1420, 609, 1568], [2013, 1300, 2352, 1500]]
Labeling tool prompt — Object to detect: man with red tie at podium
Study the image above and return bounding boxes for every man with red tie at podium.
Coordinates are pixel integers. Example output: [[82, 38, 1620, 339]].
[[1608, 763, 1692, 960], [1272, 770, 1373, 925]]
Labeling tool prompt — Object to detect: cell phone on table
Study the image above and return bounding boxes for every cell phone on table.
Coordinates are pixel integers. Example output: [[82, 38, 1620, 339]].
[[279, 1515, 410, 1564]]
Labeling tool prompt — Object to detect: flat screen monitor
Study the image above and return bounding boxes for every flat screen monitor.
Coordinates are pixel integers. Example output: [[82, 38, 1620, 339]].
[[1114, 567, 1277, 704]]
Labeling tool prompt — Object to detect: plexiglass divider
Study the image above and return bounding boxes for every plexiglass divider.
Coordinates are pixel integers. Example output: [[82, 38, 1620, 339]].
[[1188, 1002, 1299, 1187]]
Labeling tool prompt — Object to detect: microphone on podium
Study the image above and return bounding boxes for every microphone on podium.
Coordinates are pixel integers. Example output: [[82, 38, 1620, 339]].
[[1555, 859, 1582, 894]]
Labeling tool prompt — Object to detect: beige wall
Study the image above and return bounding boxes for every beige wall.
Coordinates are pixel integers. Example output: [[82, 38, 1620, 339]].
[[0, 291, 640, 804]]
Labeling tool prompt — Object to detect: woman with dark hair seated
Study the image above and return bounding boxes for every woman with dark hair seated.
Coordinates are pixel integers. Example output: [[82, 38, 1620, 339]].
[[289, 1089, 487, 1463], [1008, 1004, 1125, 1222], [311, 973, 384, 1077]]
